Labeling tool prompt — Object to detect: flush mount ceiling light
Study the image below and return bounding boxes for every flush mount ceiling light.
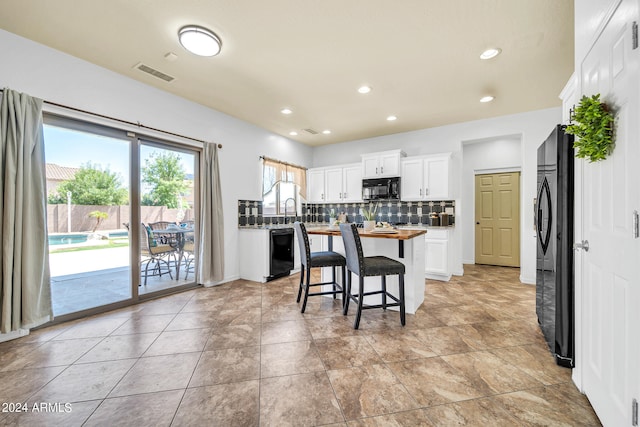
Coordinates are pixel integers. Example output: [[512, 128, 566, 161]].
[[280, 108, 293, 115], [480, 48, 501, 60], [289, 131, 298, 136], [178, 25, 221, 57], [480, 95, 495, 103], [386, 115, 397, 121], [322, 130, 331, 135], [358, 86, 372, 94]]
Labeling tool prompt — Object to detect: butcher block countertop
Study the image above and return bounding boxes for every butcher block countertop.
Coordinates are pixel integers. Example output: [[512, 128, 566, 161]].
[[306, 226, 426, 240]]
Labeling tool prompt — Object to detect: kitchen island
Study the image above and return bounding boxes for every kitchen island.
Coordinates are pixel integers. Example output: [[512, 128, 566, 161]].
[[307, 226, 427, 314]]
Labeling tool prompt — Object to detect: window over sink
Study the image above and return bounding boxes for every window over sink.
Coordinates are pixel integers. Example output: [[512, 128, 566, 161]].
[[262, 157, 306, 217], [263, 181, 301, 216]]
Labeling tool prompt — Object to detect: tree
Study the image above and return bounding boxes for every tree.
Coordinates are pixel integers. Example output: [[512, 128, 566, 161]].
[[88, 210, 108, 232], [141, 152, 188, 208], [48, 163, 128, 205]]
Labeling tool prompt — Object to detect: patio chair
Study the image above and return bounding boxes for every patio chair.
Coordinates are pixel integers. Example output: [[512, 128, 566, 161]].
[[180, 220, 196, 280], [182, 240, 195, 280], [140, 223, 177, 286], [147, 221, 178, 245]]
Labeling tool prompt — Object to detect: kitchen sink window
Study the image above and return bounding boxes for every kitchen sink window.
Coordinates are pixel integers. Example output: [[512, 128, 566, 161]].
[[261, 156, 306, 217]]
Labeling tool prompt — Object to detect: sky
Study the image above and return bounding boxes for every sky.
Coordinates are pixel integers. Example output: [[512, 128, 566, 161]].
[[44, 124, 195, 191]]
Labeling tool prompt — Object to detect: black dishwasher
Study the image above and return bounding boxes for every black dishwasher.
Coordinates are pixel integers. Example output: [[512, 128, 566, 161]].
[[268, 228, 294, 281]]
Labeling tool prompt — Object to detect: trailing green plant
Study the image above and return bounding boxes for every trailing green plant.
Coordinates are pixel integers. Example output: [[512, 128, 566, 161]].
[[565, 94, 614, 162], [362, 202, 378, 221]]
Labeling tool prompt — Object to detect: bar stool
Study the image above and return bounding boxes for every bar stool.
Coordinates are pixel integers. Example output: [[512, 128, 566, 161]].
[[293, 222, 346, 313], [339, 223, 406, 329]]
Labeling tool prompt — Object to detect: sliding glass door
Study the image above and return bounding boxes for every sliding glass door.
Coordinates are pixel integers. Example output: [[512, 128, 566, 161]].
[[44, 123, 132, 316], [138, 141, 198, 294], [43, 116, 200, 319]]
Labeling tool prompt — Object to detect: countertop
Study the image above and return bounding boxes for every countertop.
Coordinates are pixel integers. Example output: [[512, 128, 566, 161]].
[[307, 226, 426, 240]]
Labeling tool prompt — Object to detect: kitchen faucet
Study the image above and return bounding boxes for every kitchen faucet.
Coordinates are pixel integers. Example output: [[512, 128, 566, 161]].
[[284, 198, 296, 224]]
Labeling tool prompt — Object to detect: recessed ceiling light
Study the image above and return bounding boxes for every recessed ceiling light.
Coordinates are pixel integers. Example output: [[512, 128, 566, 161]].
[[480, 95, 495, 103], [280, 108, 293, 115], [178, 26, 221, 57], [386, 115, 397, 121], [322, 130, 331, 135], [358, 86, 372, 94], [480, 48, 501, 60], [289, 131, 298, 136]]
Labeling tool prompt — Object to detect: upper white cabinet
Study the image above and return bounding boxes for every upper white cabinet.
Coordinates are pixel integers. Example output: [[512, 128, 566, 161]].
[[341, 164, 363, 202], [307, 163, 362, 203], [361, 149, 405, 178], [401, 153, 451, 200], [307, 168, 326, 202]]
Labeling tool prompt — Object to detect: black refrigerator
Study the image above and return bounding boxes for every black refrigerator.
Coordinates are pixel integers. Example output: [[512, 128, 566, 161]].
[[536, 124, 574, 368]]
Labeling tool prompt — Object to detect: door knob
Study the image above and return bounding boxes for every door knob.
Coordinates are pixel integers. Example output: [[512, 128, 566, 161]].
[[476, 222, 480, 225], [573, 240, 589, 252]]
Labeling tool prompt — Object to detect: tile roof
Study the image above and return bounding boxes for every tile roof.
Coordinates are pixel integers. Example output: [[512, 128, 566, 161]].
[[46, 163, 80, 181]]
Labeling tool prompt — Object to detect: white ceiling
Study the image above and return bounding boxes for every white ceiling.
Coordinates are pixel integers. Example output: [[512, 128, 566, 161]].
[[0, 1, 574, 146]]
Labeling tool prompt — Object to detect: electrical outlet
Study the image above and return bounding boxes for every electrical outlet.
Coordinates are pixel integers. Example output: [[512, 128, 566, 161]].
[[417, 207, 422, 216], [245, 207, 250, 216], [251, 207, 258, 216]]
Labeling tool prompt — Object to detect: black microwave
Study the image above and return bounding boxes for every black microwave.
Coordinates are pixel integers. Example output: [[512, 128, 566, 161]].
[[362, 177, 400, 200]]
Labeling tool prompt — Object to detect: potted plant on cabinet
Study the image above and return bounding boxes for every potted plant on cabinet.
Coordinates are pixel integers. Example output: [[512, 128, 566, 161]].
[[362, 203, 378, 231]]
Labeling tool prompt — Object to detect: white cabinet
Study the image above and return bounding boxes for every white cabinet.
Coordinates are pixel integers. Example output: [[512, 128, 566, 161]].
[[238, 229, 270, 282], [341, 164, 363, 202], [307, 164, 362, 203], [424, 228, 451, 281], [400, 153, 451, 201], [361, 150, 405, 178], [400, 158, 424, 200], [325, 168, 343, 202], [307, 168, 326, 202], [308, 232, 323, 253]]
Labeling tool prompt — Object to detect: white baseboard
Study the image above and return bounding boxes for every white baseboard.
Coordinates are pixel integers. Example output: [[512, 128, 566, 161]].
[[520, 274, 535, 285], [0, 329, 29, 343], [425, 273, 452, 282]]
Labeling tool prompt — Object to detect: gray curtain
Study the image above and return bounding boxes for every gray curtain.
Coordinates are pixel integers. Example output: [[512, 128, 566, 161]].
[[197, 142, 224, 285], [1, 88, 52, 333]]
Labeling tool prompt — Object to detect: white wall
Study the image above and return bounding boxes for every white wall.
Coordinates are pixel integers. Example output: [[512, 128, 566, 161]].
[[313, 108, 562, 283], [461, 136, 522, 264], [0, 29, 313, 283]]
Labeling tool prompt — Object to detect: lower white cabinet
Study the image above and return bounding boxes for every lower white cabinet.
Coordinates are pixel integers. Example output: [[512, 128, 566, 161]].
[[238, 229, 270, 282], [425, 228, 451, 281], [238, 228, 300, 283]]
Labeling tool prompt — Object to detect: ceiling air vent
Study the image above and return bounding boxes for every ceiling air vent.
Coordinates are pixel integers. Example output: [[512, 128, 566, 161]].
[[134, 63, 175, 82], [303, 128, 319, 135]]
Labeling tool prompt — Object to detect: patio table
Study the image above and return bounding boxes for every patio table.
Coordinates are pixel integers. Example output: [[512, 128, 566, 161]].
[[152, 227, 194, 279]]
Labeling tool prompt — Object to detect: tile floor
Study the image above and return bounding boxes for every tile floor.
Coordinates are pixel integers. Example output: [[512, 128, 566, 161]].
[[0, 265, 601, 426]]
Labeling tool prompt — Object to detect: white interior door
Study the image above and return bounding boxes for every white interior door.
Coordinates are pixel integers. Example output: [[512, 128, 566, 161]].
[[576, 0, 640, 425]]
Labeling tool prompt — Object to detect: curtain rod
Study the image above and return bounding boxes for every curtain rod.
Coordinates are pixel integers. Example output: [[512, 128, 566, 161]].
[[259, 155, 307, 170], [0, 88, 222, 149]]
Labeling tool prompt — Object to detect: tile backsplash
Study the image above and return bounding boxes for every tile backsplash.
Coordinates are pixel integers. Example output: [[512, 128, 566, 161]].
[[238, 199, 455, 227]]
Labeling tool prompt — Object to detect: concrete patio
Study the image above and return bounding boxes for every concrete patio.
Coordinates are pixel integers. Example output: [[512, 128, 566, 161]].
[[49, 246, 195, 316]]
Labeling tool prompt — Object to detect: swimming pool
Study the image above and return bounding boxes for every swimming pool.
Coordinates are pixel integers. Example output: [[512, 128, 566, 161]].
[[48, 234, 89, 246], [48, 231, 129, 246]]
